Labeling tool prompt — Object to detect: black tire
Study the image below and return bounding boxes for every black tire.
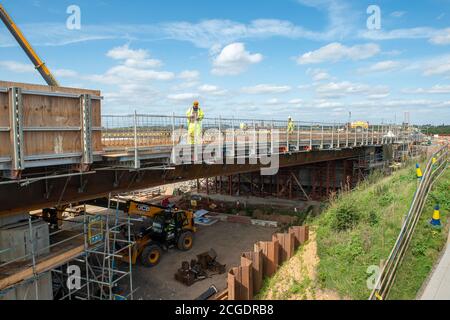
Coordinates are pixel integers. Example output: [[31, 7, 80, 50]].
[[141, 244, 162, 267], [177, 231, 194, 251]]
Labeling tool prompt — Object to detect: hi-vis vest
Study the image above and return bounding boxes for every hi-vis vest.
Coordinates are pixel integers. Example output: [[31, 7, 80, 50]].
[[288, 120, 295, 133], [186, 107, 204, 125]]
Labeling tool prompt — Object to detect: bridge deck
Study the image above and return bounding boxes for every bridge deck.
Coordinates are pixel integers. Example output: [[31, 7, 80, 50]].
[[0, 81, 421, 215]]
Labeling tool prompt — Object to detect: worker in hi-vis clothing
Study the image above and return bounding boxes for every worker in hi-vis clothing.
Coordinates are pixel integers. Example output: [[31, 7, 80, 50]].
[[186, 101, 204, 145], [287, 116, 295, 135]]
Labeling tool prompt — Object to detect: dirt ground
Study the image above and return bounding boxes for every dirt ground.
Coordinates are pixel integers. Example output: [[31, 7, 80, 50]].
[[132, 221, 275, 300], [261, 229, 342, 300]]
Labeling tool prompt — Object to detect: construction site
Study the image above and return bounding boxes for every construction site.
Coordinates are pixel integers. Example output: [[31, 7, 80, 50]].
[[0, 1, 449, 303]]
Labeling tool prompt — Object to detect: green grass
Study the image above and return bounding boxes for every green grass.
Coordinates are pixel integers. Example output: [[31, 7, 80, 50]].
[[389, 168, 450, 299], [313, 164, 449, 300], [256, 162, 449, 300]]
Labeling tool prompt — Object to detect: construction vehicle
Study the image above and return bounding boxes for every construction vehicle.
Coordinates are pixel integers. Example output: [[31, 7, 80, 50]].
[[89, 198, 196, 267], [0, 4, 59, 86], [350, 121, 369, 131]]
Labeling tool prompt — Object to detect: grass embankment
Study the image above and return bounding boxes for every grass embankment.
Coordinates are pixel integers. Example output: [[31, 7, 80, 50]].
[[389, 167, 450, 299], [259, 163, 450, 300]]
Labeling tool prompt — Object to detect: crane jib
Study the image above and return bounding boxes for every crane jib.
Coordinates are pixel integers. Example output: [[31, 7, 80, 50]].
[[0, 4, 60, 87]]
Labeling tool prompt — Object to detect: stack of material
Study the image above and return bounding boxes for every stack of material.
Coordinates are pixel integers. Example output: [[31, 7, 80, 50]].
[[194, 210, 219, 226], [174, 249, 226, 286]]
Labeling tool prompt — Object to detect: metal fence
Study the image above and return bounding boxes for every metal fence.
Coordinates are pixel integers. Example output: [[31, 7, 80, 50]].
[[369, 144, 449, 300], [102, 113, 417, 153]]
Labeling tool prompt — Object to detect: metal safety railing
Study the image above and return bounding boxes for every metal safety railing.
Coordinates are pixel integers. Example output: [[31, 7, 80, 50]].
[[101, 114, 417, 153], [369, 144, 449, 300]]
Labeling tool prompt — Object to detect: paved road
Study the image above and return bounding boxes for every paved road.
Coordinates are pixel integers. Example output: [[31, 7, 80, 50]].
[[421, 233, 450, 300]]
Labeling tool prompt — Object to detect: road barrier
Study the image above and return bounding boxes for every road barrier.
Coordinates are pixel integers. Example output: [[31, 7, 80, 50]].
[[370, 144, 449, 300], [219, 226, 309, 300]]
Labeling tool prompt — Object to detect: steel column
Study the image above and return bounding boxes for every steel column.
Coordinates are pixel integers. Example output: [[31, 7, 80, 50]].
[[9, 87, 25, 172], [80, 94, 93, 165]]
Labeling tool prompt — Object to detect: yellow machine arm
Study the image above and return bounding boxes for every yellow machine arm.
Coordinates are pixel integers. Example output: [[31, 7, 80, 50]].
[[0, 4, 59, 86], [126, 200, 166, 218]]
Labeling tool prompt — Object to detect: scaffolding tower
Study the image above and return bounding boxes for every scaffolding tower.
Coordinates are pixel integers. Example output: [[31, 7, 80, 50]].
[[0, 193, 135, 300]]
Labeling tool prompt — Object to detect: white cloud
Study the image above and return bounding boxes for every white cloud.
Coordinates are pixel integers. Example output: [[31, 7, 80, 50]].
[[315, 81, 390, 99], [265, 98, 280, 105], [87, 45, 175, 85], [167, 93, 200, 102], [403, 85, 450, 94], [297, 42, 380, 64], [107, 44, 163, 68], [297, 0, 354, 39], [307, 68, 331, 81], [391, 11, 406, 18], [89, 66, 174, 84], [0, 61, 35, 73], [263, 98, 303, 106], [288, 99, 303, 105], [312, 71, 330, 81], [212, 43, 263, 76], [178, 70, 200, 80], [241, 84, 292, 94], [54, 69, 79, 78], [160, 19, 321, 49], [423, 55, 450, 76], [198, 84, 228, 96], [430, 28, 450, 45], [104, 83, 161, 112], [313, 99, 344, 109], [359, 60, 401, 73], [360, 27, 439, 41]]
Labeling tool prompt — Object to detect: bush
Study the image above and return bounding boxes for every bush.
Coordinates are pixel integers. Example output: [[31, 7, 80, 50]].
[[331, 202, 360, 232], [379, 192, 395, 207], [368, 211, 379, 226]]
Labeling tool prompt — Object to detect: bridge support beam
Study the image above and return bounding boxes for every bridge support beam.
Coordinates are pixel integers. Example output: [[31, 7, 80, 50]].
[[0, 147, 369, 216]]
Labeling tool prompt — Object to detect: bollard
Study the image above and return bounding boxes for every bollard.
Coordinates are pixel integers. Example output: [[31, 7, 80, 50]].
[[432, 157, 437, 167], [430, 205, 441, 227], [416, 163, 423, 180]]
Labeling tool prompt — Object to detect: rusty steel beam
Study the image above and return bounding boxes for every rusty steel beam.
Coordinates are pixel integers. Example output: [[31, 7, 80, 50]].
[[0, 147, 366, 216]]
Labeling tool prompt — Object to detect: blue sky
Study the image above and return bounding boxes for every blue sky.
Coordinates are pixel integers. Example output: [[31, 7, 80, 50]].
[[0, 0, 450, 124]]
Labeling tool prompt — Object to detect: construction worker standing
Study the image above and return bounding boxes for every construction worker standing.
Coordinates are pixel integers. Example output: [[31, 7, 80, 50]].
[[186, 101, 204, 145], [287, 116, 295, 135]]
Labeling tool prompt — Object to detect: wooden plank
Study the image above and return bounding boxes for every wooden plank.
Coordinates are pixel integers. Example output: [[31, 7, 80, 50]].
[[91, 100, 101, 127], [92, 132, 103, 152], [0, 81, 100, 96], [0, 92, 9, 127], [0, 133, 10, 158], [22, 95, 81, 128], [24, 132, 81, 156]]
